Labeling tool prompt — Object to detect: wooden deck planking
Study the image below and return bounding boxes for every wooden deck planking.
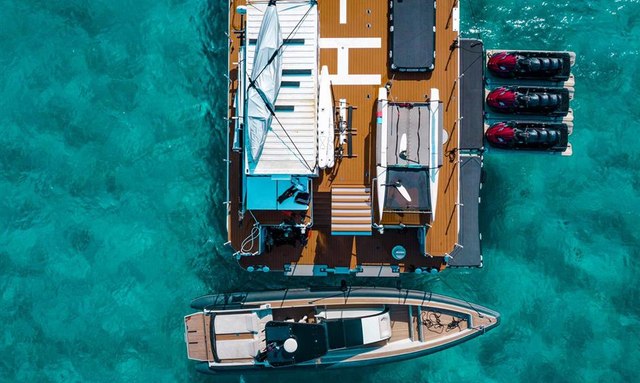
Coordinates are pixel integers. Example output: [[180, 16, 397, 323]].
[[420, 309, 469, 341], [388, 305, 411, 342], [228, 0, 461, 272], [185, 313, 213, 361]]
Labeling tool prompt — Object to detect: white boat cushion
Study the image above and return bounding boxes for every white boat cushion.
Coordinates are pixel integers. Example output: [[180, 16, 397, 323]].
[[215, 339, 261, 360], [215, 313, 258, 334], [361, 312, 392, 344], [214, 309, 273, 334]]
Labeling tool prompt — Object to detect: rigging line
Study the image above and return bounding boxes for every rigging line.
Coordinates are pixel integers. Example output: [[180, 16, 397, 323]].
[[240, 210, 262, 253], [244, 3, 316, 172], [250, 2, 315, 88], [268, 108, 316, 173], [245, 83, 314, 173], [436, 276, 488, 321], [306, 286, 365, 304], [245, 55, 314, 170], [465, 0, 483, 41], [459, 51, 484, 78]]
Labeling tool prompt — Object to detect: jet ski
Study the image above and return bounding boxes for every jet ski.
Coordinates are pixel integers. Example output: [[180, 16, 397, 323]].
[[486, 86, 570, 116], [487, 51, 571, 81], [486, 121, 569, 152]]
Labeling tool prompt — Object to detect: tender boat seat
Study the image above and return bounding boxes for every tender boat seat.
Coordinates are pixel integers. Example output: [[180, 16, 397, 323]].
[[214, 309, 273, 335], [215, 313, 259, 334], [215, 339, 262, 360]]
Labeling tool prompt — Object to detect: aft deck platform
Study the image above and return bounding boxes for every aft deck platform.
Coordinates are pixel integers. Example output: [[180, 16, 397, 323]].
[[447, 155, 483, 267], [459, 39, 485, 150], [445, 38, 485, 267], [226, 0, 484, 276]]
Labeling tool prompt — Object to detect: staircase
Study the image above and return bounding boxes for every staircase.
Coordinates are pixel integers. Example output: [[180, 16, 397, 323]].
[[331, 186, 373, 236]]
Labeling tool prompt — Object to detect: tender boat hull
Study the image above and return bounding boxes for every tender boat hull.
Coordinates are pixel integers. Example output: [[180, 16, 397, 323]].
[[185, 287, 500, 373]]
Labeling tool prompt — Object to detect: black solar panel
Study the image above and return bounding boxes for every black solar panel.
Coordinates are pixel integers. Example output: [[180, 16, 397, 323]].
[[389, 0, 436, 72]]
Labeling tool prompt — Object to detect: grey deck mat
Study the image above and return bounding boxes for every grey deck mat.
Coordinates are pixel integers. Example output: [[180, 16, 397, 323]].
[[448, 155, 482, 267], [460, 39, 485, 150], [386, 103, 430, 166], [390, 0, 435, 71]]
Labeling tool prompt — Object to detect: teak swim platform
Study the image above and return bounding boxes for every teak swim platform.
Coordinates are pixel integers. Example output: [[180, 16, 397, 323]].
[[224, 0, 489, 277]]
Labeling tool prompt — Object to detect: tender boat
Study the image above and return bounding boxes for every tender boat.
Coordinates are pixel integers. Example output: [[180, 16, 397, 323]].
[[487, 51, 572, 81], [486, 121, 569, 151], [184, 287, 500, 373], [486, 86, 570, 116]]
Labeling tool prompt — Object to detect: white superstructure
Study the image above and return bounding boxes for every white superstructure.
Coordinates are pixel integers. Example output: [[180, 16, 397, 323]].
[[245, 1, 318, 175]]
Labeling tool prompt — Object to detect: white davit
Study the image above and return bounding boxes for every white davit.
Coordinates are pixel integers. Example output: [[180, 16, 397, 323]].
[[317, 65, 335, 169]]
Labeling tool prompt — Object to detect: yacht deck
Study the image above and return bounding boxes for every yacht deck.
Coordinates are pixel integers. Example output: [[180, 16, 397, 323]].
[[226, 0, 478, 275]]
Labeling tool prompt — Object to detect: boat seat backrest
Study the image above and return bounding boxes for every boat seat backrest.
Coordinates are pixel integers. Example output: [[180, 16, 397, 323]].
[[215, 313, 259, 334]]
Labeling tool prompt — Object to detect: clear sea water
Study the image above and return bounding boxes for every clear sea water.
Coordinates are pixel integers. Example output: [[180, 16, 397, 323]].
[[1, 0, 638, 382]]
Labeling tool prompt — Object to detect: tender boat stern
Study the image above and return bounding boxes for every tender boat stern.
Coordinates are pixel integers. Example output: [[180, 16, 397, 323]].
[[184, 313, 214, 362]]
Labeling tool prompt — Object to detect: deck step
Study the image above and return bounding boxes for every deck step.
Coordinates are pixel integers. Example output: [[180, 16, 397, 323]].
[[331, 186, 372, 236]]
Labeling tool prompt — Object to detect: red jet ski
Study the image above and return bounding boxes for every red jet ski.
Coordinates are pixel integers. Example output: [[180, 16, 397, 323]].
[[486, 121, 569, 152], [486, 86, 570, 116], [487, 51, 571, 81]]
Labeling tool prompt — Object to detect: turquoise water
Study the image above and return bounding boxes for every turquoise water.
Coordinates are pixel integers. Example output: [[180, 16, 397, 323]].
[[1, 0, 639, 381]]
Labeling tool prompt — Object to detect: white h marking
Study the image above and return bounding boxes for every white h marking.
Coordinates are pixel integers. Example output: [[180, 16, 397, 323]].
[[319, 38, 382, 85]]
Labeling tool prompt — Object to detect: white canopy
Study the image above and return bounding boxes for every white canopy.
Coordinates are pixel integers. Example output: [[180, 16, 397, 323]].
[[246, 2, 283, 161], [245, 1, 318, 175]]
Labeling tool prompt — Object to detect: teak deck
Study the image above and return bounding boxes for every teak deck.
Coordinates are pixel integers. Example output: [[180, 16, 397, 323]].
[[226, 0, 463, 274]]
